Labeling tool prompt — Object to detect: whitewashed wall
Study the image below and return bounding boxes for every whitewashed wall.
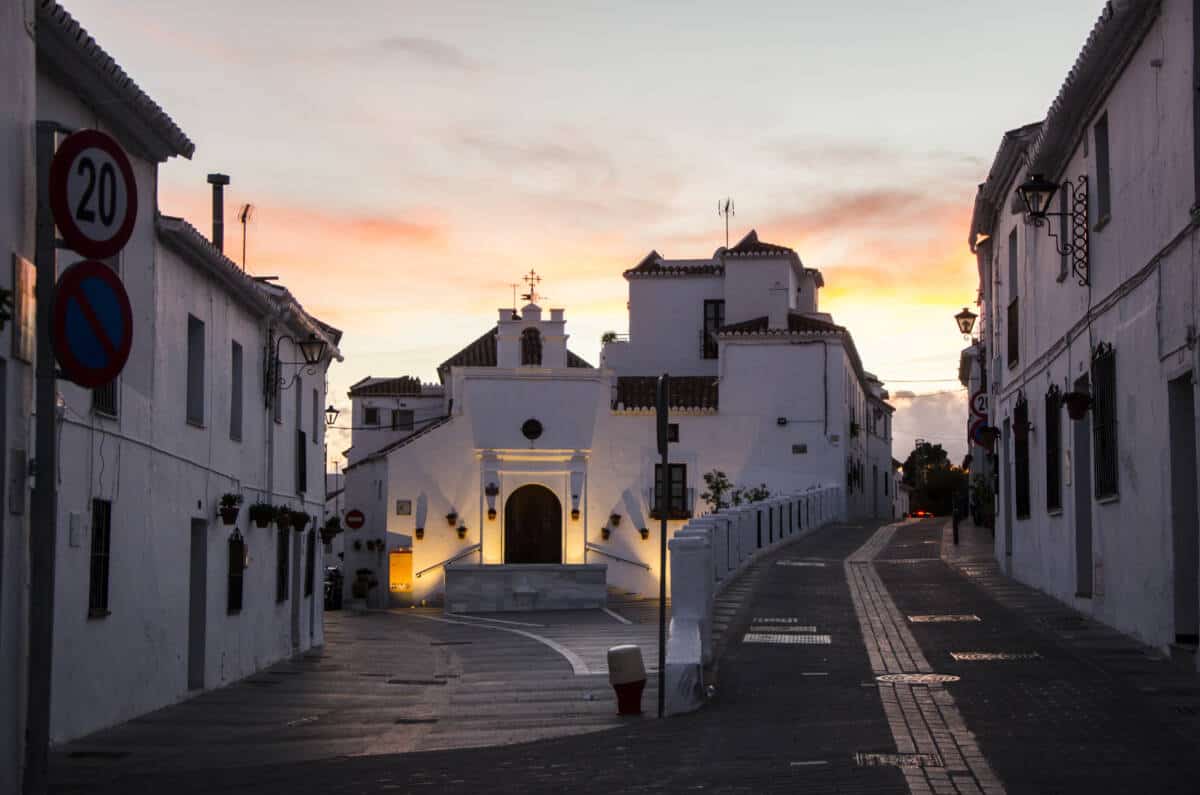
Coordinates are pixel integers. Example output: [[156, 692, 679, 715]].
[[346, 392, 444, 466], [607, 276, 723, 376]]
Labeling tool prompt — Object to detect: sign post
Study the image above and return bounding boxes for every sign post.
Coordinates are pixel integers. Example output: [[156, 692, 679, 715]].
[[655, 373, 669, 719]]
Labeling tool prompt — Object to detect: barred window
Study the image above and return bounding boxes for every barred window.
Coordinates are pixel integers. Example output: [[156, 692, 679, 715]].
[[227, 533, 245, 614], [1092, 344, 1118, 498], [276, 527, 290, 602], [93, 380, 118, 417], [1045, 388, 1062, 512], [1014, 396, 1031, 519], [304, 529, 315, 596], [88, 499, 112, 616]]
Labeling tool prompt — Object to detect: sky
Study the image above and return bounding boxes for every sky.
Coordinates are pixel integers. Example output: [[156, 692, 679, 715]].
[[63, 0, 1106, 467]]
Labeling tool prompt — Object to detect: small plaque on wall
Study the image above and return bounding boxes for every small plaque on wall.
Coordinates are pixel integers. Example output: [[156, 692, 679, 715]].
[[12, 254, 34, 364], [791, 444, 808, 455], [395, 499, 412, 516]]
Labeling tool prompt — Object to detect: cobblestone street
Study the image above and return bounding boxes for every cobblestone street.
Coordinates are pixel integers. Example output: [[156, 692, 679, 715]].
[[51, 519, 1200, 794]]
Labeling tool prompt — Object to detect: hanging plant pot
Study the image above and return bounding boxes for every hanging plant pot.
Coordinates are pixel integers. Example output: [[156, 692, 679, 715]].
[[1063, 391, 1092, 420], [639, 527, 650, 540], [487, 508, 497, 520], [290, 512, 311, 532], [249, 503, 273, 528], [219, 506, 240, 526], [571, 509, 580, 520], [445, 512, 458, 527], [364, 539, 374, 551], [601, 527, 611, 540], [978, 426, 1001, 453], [415, 527, 425, 540], [456, 525, 468, 540]]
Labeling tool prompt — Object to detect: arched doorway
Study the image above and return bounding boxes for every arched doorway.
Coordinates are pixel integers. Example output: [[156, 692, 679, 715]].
[[504, 485, 561, 564]]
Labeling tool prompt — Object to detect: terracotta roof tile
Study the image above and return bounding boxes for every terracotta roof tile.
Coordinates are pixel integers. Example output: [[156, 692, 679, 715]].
[[623, 249, 724, 278], [723, 229, 797, 258], [348, 376, 430, 398], [614, 376, 719, 411]]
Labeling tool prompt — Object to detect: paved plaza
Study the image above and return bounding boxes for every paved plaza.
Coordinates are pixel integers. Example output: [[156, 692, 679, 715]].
[[51, 519, 1200, 794]]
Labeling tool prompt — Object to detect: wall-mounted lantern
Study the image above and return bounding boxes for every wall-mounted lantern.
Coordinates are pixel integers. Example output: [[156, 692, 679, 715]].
[[954, 307, 977, 339], [1016, 173, 1090, 286], [324, 404, 340, 426]]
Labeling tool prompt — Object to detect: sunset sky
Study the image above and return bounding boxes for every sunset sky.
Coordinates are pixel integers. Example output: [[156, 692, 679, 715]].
[[64, 0, 1105, 467]]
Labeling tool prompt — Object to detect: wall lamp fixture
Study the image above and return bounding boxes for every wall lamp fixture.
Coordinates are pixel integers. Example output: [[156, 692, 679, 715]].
[[1016, 173, 1090, 286], [324, 404, 340, 426], [954, 307, 977, 339], [266, 331, 327, 405]]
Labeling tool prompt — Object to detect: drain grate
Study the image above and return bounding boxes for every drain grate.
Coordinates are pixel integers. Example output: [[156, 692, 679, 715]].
[[430, 640, 473, 646], [387, 678, 447, 686], [395, 717, 439, 725], [744, 632, 831, 645], [68, 751, 130, 760], [876, 673, 960, 684], [908, 614, 981, 623], [854, 752, 943, 768], [777, 560, 826, 567], [950, 651, 1041, 661]]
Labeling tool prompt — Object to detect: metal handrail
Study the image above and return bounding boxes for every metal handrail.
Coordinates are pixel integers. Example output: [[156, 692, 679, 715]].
[[585, 543, 651, 570], [415, 543, 481, 578]]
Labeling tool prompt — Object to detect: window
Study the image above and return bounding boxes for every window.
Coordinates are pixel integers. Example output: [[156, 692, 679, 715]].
[[667, 423, 679, 443], [311, 388, 319, 443], [296, 429, 307, 494], [653, 463, 689, 518], [304, 529, 315, 596], [364, 406, 379, 425], [230, 341, 243, 441], [520, 328, 542, 365], [276, 527, 290, 602], [1092, 343, 1118, 498], [1014, 396, 1031, 519], [227, 533, 245, 613], [1094, 114, 1111, 222], [1007, 228, 1019, 368], [93, 380, 118, 417], [88, 499, 112, 615], [1044, 389, 1062, 512], [701, 300, 724, 359], [391, 409, 414, 431], [186, 315, 205, 425]]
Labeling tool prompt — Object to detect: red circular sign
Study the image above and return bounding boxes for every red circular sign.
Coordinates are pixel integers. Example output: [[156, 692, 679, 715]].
[[344, 509, 365, 530], [52, 260, 134, 388], [970, 390, 988, 418], [49, 129, 139, 259]]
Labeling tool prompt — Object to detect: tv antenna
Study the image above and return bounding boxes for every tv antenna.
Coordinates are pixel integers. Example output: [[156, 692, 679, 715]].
[[237, 203, 255, 270], [718, 198, 735, 248]]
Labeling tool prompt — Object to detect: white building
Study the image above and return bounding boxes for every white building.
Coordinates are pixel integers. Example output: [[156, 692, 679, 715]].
[[969, 0, 1199, 665], [343, 230, 892, 609], [0, 2, 344, 767]]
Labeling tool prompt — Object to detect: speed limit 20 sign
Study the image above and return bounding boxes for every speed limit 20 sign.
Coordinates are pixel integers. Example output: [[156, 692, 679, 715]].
[[49, 129, 138, 259]]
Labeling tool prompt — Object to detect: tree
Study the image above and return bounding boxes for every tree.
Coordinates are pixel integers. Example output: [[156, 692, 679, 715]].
[[902, 442, 965, 515]]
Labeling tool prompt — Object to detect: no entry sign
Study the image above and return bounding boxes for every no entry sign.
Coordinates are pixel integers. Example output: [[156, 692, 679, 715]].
[[52, 260, 133, 388], [345, 509, 365, 530], [49, 129, 138, 259]]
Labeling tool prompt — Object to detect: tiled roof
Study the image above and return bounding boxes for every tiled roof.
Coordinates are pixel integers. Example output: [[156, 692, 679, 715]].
[[968, 122, 1042, 251], [723, 229, 798, 259], [348, 376, 430, 398], [37, 1, 195, 161], [613, 376, 719, 411], [623, 249, 724, 278], [437, 327, 593, 380], [156, 215, 273, 315], [718, 312, 846, 336]]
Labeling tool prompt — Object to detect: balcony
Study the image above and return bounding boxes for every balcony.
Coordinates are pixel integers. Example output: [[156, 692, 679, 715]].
[[646, 486, 694, 520]]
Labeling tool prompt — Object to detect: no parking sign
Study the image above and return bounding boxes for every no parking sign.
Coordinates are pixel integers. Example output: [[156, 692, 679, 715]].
[[51, 260, 133, 388]]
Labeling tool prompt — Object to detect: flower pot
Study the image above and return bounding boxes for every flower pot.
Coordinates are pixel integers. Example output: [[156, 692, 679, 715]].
[[610, 513, 622, 526], [1064, 391, 1091, 420], [571, 509, 580, 520], [487, 508, 497, 520], [456, 526, 467, 539], [639, 527, 650, 540], [445, 513, 458, 526], [219, 507, 239, 526], [601, 527, 610, 540], [252, 515, 271, 528], [415, 527, 425, 540]]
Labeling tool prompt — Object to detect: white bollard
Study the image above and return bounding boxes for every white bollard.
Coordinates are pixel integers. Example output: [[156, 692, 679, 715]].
[[607, 644, 647, 715]]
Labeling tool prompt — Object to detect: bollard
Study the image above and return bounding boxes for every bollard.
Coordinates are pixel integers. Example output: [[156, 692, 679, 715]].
[[607, 644, 647, 715]]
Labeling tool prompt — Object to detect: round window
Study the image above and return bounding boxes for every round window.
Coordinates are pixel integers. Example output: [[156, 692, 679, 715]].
[[521, 418, 543, 440]]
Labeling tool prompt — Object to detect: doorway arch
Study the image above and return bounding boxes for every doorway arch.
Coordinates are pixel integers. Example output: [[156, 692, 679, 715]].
[[504, 484, 562, 564]]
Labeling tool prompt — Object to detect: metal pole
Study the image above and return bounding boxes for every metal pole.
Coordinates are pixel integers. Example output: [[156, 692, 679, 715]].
[[25, 122, 60, 795], [656, 373, 669, 719]]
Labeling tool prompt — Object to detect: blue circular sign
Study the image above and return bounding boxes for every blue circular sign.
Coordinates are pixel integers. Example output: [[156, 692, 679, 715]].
[[52, 260, 133, 388]]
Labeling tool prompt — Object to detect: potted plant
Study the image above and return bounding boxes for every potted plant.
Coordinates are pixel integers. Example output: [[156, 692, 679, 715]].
[[249, 501, 274, 528], [290, 511, 311, 532], [1063, 391, 1091, 420], [376, 537, 385, 550], [601, 526, 611, 540], [457, 525, 468, 539], [571, 508, 580, 520], [639, 527, 650, 540], [415, 527, 425, 540], [364, 539, 375, 551], [488, 508, 497, 520], [320, 516, 342, 545], [274, 505, 292, 529], [445, 511, 458, 526], [700, 470, 732, 513], [610, 513, 622, 526], [218, 493, 242, 525]]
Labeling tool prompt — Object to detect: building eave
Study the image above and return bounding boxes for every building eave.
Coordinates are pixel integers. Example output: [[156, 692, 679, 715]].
[[156, 214, 274, 316]]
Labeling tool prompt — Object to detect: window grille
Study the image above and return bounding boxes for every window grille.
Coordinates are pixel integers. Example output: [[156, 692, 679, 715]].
[[227, 533, 245, 613], [1045, 387, 1062, 512], [92, 380, 118, 417], [520, 328, 542, 365], [88, 499, 112, 615], [652, 463, 689, 518], [1092, 343, 1118, 498], [304, 529, 315, 596], [1013, 395, 1031, 519], [276, 528, 290, 602]]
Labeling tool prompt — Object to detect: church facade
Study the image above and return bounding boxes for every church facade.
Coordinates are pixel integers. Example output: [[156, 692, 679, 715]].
[[342, 231, 893, 608]]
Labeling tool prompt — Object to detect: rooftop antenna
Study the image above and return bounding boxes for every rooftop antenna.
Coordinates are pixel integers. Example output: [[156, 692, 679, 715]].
[[718, 198, 735, 248], [237, 203, 255, 270], [509, 282, 520, 319]]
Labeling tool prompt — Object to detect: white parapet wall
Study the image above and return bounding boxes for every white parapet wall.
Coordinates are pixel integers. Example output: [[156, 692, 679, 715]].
[[664, 485, 844, 715]]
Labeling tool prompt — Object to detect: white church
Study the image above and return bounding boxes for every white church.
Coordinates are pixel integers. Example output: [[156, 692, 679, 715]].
[[342, 230, 893, 610]]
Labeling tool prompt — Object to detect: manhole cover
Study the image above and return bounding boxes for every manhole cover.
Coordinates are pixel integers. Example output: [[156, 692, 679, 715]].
[[908, 614, 981, 623], [950, 651, 1041, 661], [854, 752, 943, 768], [744, 632, 831, 645], [875, 673, 960, 684]]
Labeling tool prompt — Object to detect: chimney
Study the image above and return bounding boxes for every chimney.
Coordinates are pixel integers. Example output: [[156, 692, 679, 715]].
[[206, 173, 230, 252]]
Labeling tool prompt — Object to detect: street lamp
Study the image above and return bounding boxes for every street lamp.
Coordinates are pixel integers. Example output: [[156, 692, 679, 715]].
[[267, 331, 328, 405], [954, 307, 977, 338], [324, 404, 340, 426], [1015, 172, 1090, 286]]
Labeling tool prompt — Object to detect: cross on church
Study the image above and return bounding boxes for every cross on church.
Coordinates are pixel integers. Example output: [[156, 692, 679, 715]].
[[520, 268, 542, 303]]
